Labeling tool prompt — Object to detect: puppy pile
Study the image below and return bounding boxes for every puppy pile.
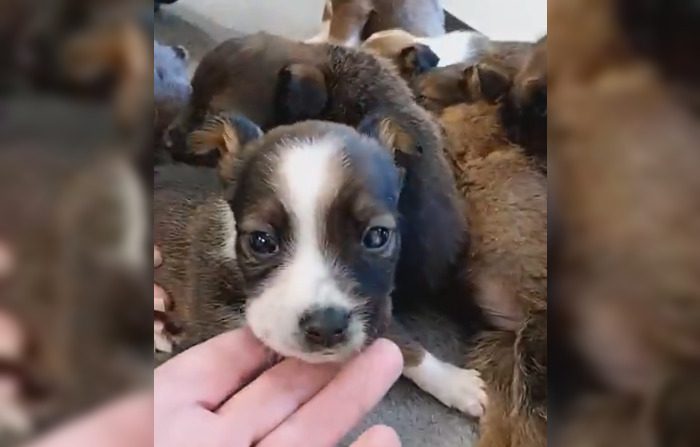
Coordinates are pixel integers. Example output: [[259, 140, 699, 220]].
[[154, 1, 547, 445]]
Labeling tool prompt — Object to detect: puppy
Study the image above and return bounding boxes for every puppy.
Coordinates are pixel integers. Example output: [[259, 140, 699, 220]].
[[361, 28, 489, 77], [412, 40, 547, 168], [154, 41, 191, 165], [501, 37, 547, 165], [170, 33, 465, 317], [15, 1, 151, 131], [0, 146, 150, 442], [412, 61, 547, 446], [158, 114, 487, 416], [307, 0, 445, 46], [548, 0, 700, 444]]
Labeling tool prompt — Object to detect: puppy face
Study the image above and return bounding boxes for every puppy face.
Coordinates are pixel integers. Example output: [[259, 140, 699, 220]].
[[230, 122, 402, 363], [412, 61, 513, 113]]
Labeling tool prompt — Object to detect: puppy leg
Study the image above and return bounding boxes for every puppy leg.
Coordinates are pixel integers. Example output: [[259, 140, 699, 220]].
[[386, 320, 487, 418], [327, 0, 371, 47]]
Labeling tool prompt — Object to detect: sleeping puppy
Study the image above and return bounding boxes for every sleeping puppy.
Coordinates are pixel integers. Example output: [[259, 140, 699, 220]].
[[15, 0, 151, 131], [307, 0, 445, 46], [411, 40, 547, 168], [157, 115, 486, 416], [500, 36, 547, 165], [361, 28, 489, 78], [412, 60, 547, 446]]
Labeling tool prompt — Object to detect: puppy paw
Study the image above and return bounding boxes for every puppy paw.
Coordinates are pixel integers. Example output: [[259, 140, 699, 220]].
[[404, 352, 487, 418], [436, 365, 487, 417]]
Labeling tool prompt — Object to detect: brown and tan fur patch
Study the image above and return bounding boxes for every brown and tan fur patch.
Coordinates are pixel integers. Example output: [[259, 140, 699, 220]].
[[548, 0, 700, 445], [412, 60, 546, 443]]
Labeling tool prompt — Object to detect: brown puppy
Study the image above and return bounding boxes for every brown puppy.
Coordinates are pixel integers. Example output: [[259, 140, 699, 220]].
[[307, 0, 445, 46], [0, 145, 150, 442], [548, 0, 700, 445], [501, 37, 547, 165], [412, 40, 547, 168], [413, 62, 547, 446], [156, 117, 487, 416], [14, 0, 151, 132], [361, 28, 489, 79]]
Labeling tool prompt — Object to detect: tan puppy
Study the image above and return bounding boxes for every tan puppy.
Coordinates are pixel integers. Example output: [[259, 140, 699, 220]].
[[361, 28, 489, 77], [307, 0, 445, 46], [413, 59, 547, 447]]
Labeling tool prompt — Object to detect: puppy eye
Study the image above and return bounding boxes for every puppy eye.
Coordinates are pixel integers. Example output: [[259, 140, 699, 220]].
[[362, 226, 391, 250], [248, 231, 279, 255]]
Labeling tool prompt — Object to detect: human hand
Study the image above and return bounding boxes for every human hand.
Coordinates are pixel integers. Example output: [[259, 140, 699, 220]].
[[153, 246, 173, 353], [155, 328, 403, 447]]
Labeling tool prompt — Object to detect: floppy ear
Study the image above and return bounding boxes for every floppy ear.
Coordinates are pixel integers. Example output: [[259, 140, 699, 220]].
[[275, 64, 328, 123], [464, 63, 512, 102], [398, 44, 440, 77], [358, 113, 422, 168], [189, 114, 262, 160]]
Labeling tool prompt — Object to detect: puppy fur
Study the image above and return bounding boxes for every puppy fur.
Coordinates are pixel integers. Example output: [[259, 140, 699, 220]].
[[413, 63, 547, 445], [14, 1, 152, 131], [411, 40, 547, 169], [163, 101, 485, 416], [308, 0, 445, 46], [548, 0, 700, 444], [501, 37, 547, 166], [172, 33, 465, 315], [361, 28, 490, 77], [155, 118, 403, 360]]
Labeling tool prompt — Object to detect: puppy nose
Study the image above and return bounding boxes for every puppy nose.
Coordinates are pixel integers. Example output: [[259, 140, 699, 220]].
[[300, 307, 350, 348]]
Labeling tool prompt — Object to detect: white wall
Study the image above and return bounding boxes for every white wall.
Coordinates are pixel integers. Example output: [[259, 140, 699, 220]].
[[443, 0, 547, 42]]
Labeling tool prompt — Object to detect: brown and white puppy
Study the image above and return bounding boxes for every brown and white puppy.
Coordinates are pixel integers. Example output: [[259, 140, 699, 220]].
[[169, 33, 465, 318], [158, 115, 487, 416], [307, 0, 445, 46], [413, 60, 547, 446], [157, 118, 402, 362], [361, 28, 489, 78]]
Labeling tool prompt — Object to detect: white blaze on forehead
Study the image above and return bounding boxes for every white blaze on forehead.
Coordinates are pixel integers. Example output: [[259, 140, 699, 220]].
[[245, 136, 366, 362]]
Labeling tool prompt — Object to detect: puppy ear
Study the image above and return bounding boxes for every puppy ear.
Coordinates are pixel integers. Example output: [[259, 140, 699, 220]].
[[188, 114, 262, 159], [398, 44, 440, 77], [358, 113, 422, 168], [464, 63, 512, 102], [276, 64, 327, 123]]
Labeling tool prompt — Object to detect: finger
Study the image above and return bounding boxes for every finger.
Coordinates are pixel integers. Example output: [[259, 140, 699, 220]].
[[153, 285, 168, 312], [0, 310, 24, 360], [0, 241, 13, 278], [155, 327, 273, 409], [217, 358, 340, 444], [351, 425, 401, 447], [29, 392, 152, 447], [154, 246, 162, 268], [259, 339, 403, 447]]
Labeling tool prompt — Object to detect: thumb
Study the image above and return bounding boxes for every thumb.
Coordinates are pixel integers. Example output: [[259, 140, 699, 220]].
[[351, 425, 401, 447]]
